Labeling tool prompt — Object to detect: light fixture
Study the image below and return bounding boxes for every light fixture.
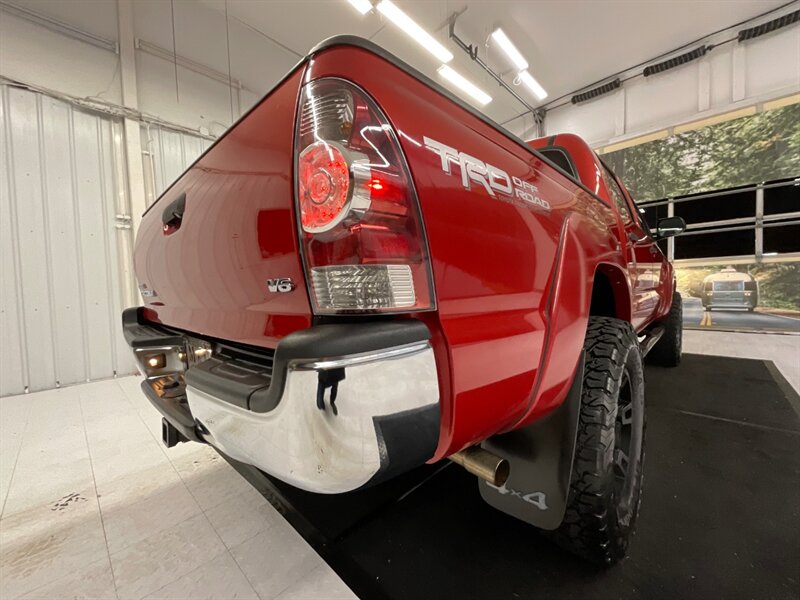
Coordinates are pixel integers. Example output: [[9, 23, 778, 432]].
[[438, 65, 492, 105], [491, 28, 547, 102], [518, 70, 547, 101], [491, 28, 528, 71], [377, 0, 453, 63], [347, 0, 372, 15]]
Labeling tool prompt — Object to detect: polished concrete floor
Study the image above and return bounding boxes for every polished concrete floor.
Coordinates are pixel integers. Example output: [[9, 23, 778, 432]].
[[1, 330, 797, 599], [0, 376, 355, 599], [683, 329, 799, 393]]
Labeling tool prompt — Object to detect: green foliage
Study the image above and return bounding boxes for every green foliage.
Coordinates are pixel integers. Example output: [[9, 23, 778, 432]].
[[749, 262, 800, 310], [676, 266, 716, 298], [605, 103, 800, 201]]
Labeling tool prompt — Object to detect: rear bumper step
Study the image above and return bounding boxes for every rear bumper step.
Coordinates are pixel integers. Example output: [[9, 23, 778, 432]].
[[122, 308, 441, 494]]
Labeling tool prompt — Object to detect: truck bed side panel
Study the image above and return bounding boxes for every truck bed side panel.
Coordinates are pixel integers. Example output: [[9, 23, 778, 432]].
[[305, 47, 620, 456]]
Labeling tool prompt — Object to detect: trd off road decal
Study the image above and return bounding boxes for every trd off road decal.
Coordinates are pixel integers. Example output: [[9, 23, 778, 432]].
[[485, 481, 549, 510], [423, 136, 551, 211]]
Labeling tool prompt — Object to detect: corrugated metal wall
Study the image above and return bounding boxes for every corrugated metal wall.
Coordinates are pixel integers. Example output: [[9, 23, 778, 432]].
[[141, 124, 212, 200], [0, 86, 135, 396]]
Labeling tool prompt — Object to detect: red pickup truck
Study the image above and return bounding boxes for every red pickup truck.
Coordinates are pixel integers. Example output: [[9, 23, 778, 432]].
[[123, 36, 685, 564]]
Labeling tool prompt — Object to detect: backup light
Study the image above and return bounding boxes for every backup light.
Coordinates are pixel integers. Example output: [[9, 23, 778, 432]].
[[491, 28, 528, 71], [311, 265, 415, 310], [376, 0, 453, 63], [134, 345, 184, 380], [147, 354, 166, 369], [438, 65, 492, 105], [347, 0, 373, 15], [518, 70, 547, 101]]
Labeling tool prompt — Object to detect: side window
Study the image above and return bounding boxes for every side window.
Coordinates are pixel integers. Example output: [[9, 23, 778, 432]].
[[538, 148, 578, 179], [602, 167, 633, 225]]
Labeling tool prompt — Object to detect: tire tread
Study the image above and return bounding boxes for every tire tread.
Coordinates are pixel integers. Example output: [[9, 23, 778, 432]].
[[543, 316, 643, 565]]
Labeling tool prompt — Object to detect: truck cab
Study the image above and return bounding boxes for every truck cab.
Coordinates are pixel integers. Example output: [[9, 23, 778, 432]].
[[528, 133, 671, 331]]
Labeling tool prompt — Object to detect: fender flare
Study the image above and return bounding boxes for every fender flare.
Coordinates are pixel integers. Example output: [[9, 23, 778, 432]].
[[479, 213, 629, 529], [512, 212, 628, 430]]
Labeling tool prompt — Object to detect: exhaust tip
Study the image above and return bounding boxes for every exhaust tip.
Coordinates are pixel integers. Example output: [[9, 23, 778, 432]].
[[494, 458, 510, 487], [449, 446, 510, 487]]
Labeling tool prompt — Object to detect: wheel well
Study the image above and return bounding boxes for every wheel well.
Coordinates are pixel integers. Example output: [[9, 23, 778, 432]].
[[590, 267, 631, 322]]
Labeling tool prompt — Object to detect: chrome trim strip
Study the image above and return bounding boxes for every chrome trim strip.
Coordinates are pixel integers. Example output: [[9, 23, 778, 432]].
[[292, 341, 430, 371]]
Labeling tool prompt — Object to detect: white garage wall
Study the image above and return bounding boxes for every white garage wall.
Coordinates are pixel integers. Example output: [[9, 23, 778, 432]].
[[1, 0, 797, 396], [141, 124, 212, 201], [0, 98, 211, 397], [0, 0, 295, 133], [0, 1, 254, 395], [533, 25, 800, 147], [0, 85, 135, 395], [0, 1, 122, 104]]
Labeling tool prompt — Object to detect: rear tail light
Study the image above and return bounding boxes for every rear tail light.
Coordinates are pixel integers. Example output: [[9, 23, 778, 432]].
[[294, 78, 434, 314]]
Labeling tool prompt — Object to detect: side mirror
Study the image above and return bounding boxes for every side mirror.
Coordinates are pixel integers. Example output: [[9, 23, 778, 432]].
[[655, 216, 686, 239]]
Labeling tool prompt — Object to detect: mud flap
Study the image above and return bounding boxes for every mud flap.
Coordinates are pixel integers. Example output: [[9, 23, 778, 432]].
[[479, 353, 584, 530]]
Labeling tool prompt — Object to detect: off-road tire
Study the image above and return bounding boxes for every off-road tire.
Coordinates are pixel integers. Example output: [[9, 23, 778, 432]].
[[545, 316, 645, 565], [647, 291, 682, 367]]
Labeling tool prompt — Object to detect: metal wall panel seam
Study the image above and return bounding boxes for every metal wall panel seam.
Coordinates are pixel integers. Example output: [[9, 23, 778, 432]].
[[157, 127, 166, 196], [141, 122, 157, 207], [1, 86, 30, 393], [112, 119, 137, 308], [179, 132, 186, 172], [67, 104, 92, 382], [96, 118, 120, 377], [36, 93, 61, 388]]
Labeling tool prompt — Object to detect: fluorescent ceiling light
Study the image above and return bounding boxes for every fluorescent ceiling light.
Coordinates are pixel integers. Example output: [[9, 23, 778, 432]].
[[491, 28, 528, 71], [347, 0, 372, 14], [377, 0, 453, 63], [438, 66, 492, 105], [519, 70, 548, 101]]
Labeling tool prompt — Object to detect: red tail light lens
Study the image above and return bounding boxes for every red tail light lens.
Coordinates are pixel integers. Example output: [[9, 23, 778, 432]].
[[294, 78, 434, 314], [298, 141, 351, 232]]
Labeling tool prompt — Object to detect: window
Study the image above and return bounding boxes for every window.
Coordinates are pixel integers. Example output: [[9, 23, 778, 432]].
[[713, 281, 744, 292], [538, 148, 577, 179], [602, 167, 633, 225]]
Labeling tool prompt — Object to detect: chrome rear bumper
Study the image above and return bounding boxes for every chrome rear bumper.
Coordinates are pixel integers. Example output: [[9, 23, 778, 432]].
[[188, 342, 439, 493], [122, 309, 440, 494]]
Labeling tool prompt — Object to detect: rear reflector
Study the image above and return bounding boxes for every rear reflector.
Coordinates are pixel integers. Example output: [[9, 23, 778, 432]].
[[294, 78, 434, 315]]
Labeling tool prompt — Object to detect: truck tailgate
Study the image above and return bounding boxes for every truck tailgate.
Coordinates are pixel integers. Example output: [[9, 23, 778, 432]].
[[134, 68, 311, 349]]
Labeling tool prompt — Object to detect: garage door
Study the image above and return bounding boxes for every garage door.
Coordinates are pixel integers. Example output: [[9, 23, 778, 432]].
[[0, 85, 135, 395]]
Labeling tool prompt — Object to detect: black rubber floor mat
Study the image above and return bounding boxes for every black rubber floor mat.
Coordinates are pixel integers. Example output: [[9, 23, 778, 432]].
[[224, 354, 800, 600]]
